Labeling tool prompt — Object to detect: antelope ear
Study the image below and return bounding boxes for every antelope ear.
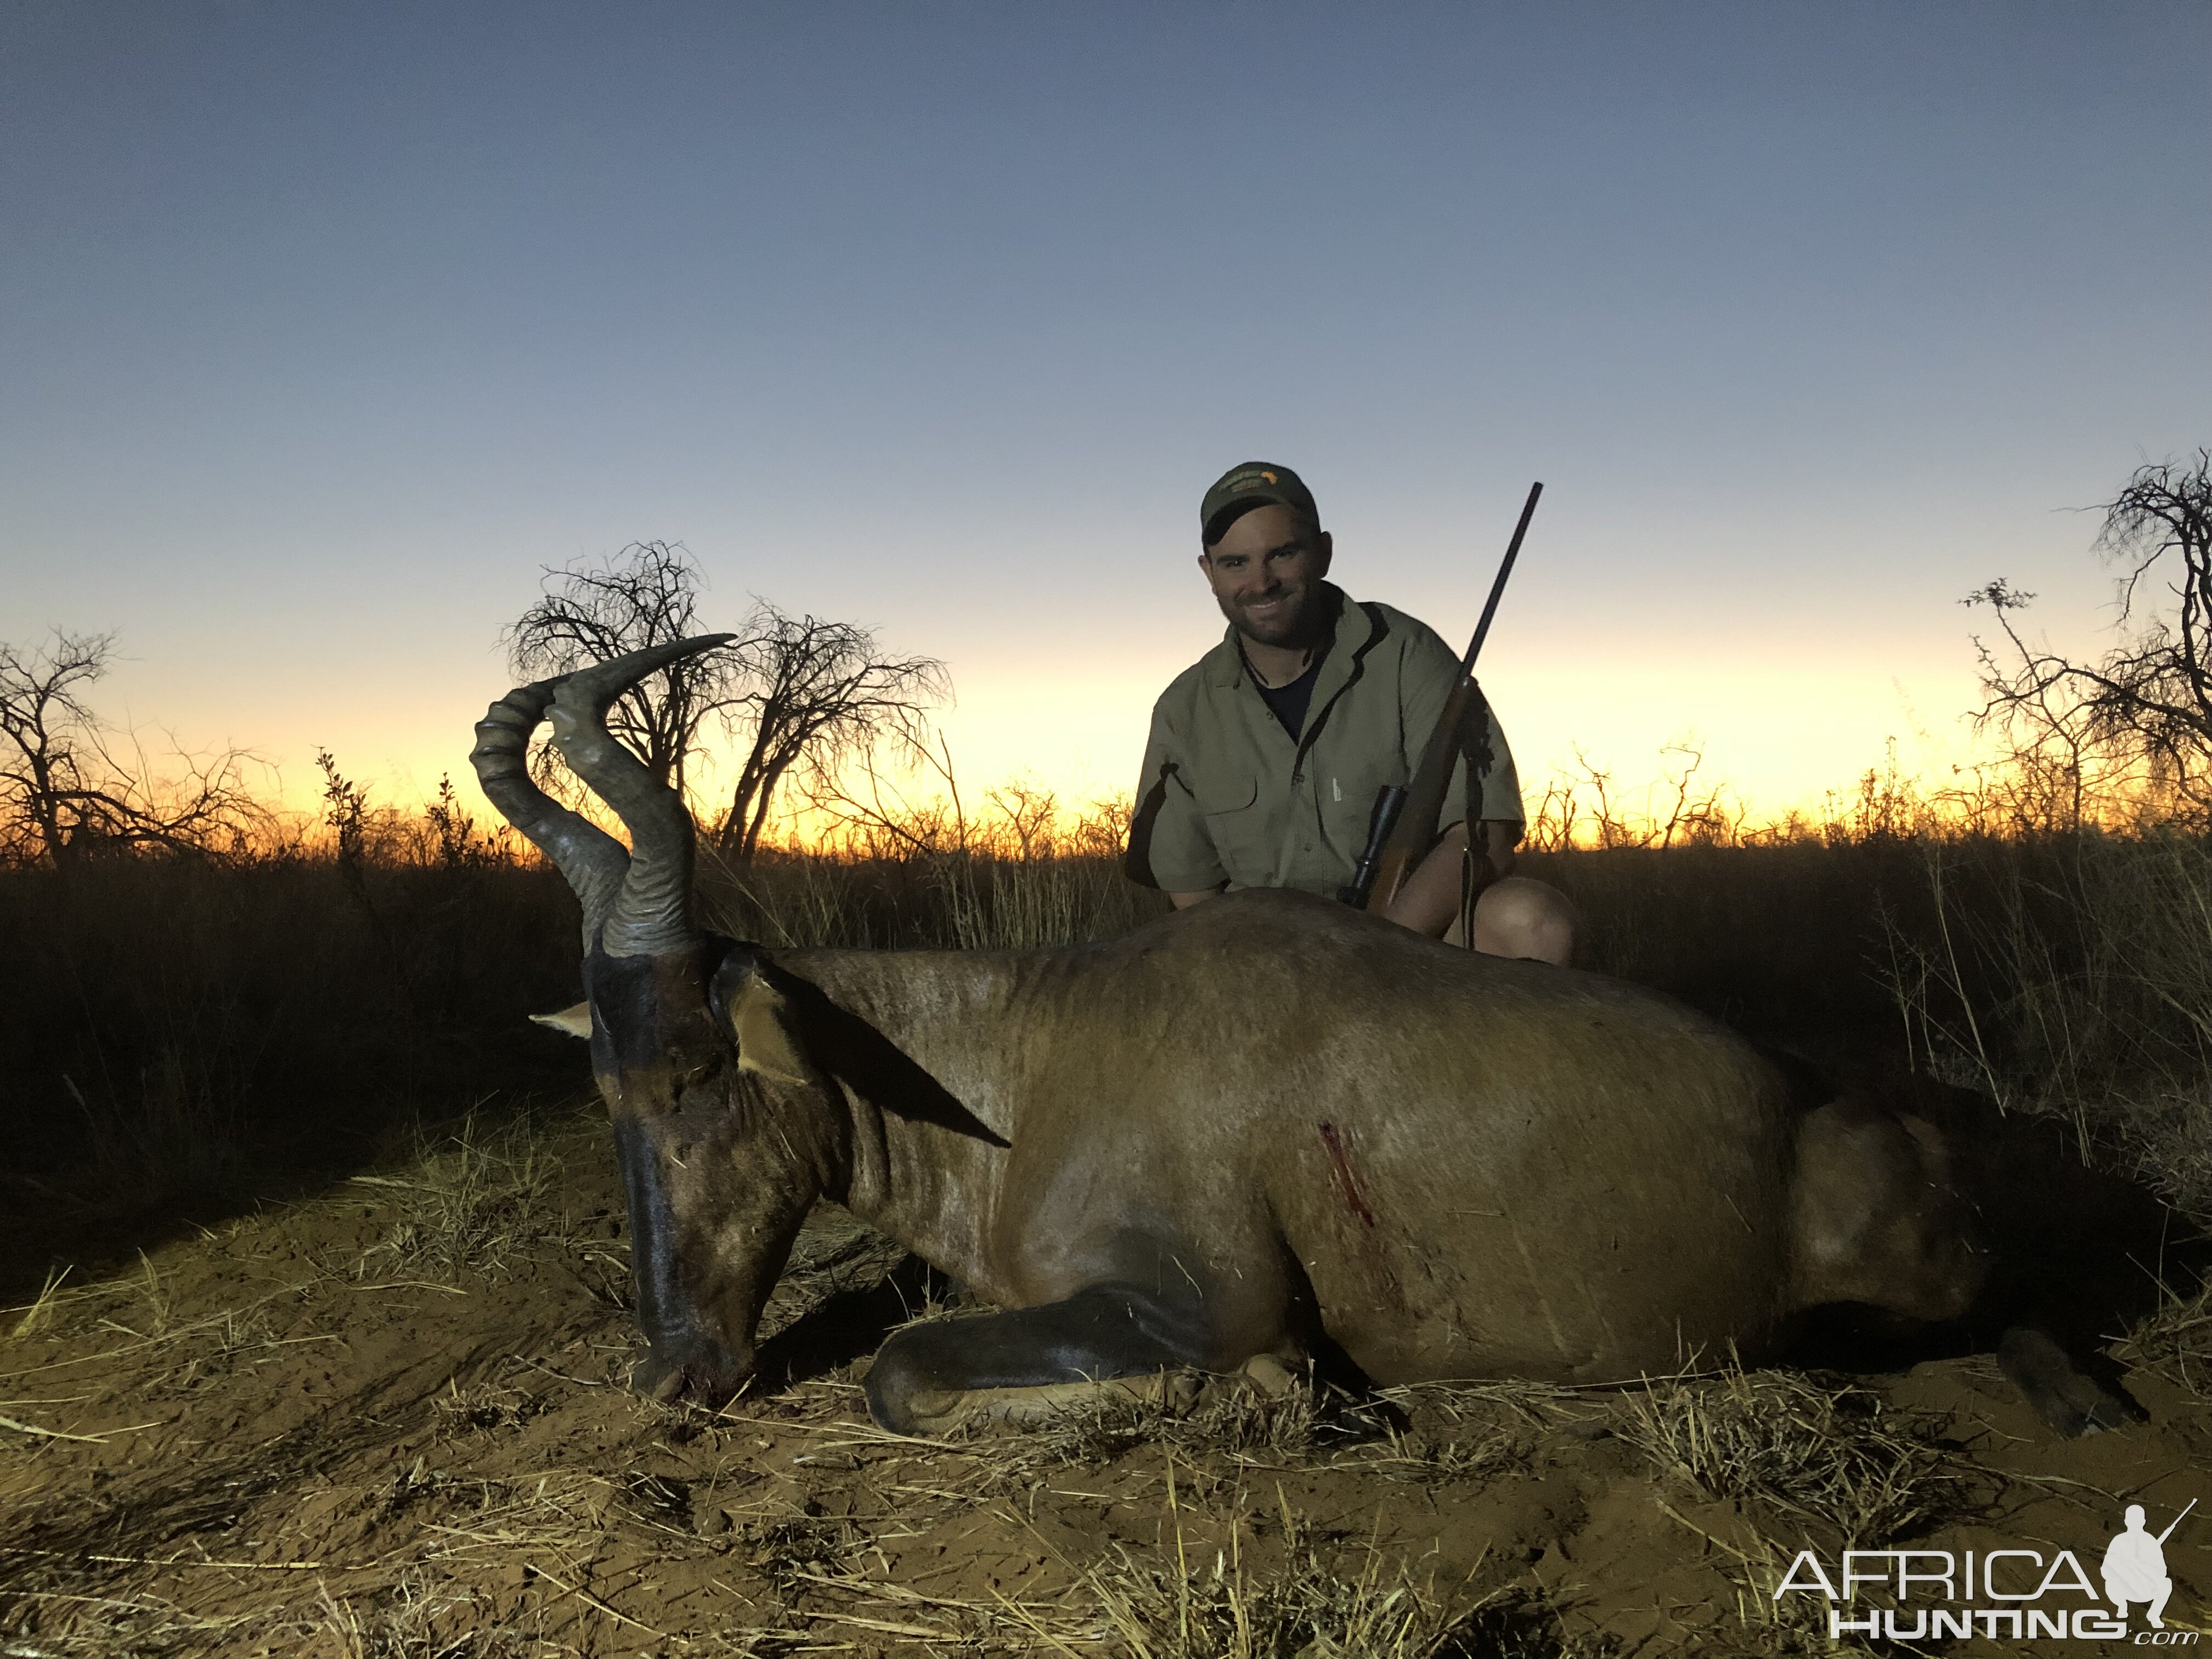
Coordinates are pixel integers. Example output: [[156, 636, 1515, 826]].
[[732, 981, 813, 1085], [709, 947, 814, 1086], [531, 1001, 593, 1039]]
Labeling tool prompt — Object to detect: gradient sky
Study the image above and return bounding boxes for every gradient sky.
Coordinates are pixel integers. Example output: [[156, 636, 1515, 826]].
[[5, 3, 2208, 831]]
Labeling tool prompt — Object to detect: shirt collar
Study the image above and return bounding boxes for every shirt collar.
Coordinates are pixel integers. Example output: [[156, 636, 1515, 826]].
[[1200, 583, 1370, 691]]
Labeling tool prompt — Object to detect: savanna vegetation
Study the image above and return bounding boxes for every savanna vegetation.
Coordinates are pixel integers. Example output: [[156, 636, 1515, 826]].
[[5, 456, 2212, 1654]]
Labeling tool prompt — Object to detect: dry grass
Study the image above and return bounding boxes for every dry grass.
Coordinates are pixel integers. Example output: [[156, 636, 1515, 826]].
[[753, 1209, 913, 1345], [0, 1590, 267, 1658], [939, 1369, 1334, 1489], [791, 1485, 1606, 1659], [5, 1268, 80, 1341], [13, 822, 2212, 1657], [1065, 1532, 1547, 1659], [342, 1111, 582, 1286], [893, 1365, 1548, 1507], [1881, 830, 2212, 1217], [304, 1572, 543, 1659], [2121, 1272, 2212, 1400], [0, 854, 584, 1229], [0, 1261, 303, 1423], [699, 843, 1165, 955], [1620, 1364, 1961, 1547]]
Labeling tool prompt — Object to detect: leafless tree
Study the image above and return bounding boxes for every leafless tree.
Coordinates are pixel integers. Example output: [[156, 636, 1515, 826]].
[[1063, 793, 1132, 863], [1966, 452, 2212, 826], [986, 775, 1060, 860], [503, 544, 947, 853], [0, 630, 265, 867], [799, 735, 973, 861], [715, 608, 948, 860], [504, 541, 739, 803]]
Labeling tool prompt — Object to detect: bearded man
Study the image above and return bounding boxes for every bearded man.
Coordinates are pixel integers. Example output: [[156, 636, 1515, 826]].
[[1126, 461, 1575, 962]]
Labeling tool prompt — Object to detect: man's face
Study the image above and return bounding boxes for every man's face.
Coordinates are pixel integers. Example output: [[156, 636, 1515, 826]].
[[1199, 504, 1334, 648]]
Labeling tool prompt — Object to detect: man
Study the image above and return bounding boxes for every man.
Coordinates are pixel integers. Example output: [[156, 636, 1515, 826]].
[[1125, 461, 1575, 963]]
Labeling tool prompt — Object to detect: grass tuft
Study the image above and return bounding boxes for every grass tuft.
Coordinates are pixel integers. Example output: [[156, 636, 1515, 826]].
[[4, 1267, 74, 1340], [1621, 1364, 1960, 1545], [1068, 1512, 1594, 1659], [346, 1111, 576, 1285]]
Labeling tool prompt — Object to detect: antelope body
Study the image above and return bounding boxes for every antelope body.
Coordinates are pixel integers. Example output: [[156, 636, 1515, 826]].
[[471, 640, 2134, 1437]]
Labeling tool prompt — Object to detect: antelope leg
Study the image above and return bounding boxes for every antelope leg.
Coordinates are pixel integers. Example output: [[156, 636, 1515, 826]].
[[1996, 1326, 2142, 1436], [861, 1284, 1217, 1436]]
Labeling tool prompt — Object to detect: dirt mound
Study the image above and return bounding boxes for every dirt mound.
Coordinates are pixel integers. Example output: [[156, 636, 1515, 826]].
[[4, 1108, 2209, 1655]]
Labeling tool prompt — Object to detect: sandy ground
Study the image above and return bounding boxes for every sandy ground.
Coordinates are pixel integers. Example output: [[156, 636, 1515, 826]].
[[4, 1108, 2210, 1657]]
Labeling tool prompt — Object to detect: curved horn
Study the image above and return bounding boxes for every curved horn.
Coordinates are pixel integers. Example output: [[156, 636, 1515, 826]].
[[550, 634, 735, 959], [471, 678, 630, 950]]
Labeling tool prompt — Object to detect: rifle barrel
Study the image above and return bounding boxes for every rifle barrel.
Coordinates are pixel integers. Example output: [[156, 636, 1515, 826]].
[[1458, 481, 1543, 678], [1359, 480, 1544, 915]]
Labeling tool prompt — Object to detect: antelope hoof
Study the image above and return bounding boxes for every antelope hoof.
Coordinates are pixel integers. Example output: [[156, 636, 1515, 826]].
[[1240, 1353, 1299, 1399], [1996, 1328, 2143, 1438]]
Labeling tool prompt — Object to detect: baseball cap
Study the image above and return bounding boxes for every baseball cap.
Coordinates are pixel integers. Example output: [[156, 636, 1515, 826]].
[[1200, 461, 1319, 545]]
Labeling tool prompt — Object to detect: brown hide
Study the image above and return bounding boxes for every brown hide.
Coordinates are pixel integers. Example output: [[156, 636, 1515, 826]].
[[471, 640, 2074, 1429], [690, 887, 1982, 1387]]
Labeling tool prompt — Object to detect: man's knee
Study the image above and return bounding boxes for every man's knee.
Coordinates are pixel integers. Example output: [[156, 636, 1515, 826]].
[[1472, 876, 1576, 966]]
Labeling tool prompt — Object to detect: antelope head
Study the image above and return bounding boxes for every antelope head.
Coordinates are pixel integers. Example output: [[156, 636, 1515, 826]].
[[469, 636, 843, 1403]]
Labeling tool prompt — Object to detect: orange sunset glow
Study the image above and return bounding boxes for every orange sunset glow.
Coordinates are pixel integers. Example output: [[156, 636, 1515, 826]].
[[3, 7, 2201, 848]]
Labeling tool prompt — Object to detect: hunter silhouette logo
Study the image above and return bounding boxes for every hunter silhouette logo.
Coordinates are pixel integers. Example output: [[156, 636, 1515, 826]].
[[1770, 1498, 2198, 1642], [2105, 1500, 2192, 1630]]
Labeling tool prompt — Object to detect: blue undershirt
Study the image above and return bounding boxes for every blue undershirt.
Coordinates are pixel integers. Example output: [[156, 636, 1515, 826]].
[[1247, 647, 1325, 741]]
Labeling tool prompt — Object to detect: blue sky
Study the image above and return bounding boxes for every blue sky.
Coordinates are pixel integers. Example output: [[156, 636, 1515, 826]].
[[4, 3, 2207, 823]]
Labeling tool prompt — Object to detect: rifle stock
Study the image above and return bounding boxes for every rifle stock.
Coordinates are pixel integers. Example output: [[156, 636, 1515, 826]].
[[1361, 481, 1542, 917], [1362, 679, 1483, 913]]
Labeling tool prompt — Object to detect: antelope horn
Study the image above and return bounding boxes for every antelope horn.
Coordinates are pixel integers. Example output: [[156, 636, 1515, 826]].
[[471, 678, 630, 951], [550, 634, 735, 959]]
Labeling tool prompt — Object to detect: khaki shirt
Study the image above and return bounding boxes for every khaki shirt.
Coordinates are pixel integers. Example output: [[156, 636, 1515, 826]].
[[1126, 586, 1524, 896]]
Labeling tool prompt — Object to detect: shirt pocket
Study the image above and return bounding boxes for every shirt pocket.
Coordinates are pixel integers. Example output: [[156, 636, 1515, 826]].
[[1321, 755, 1409, 853], [1193, 776, 1259, 815], [1191, 775, 1272, 882]]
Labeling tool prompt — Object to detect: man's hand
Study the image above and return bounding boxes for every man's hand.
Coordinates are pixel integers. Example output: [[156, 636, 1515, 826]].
[[1384, 821, 1516, 938]]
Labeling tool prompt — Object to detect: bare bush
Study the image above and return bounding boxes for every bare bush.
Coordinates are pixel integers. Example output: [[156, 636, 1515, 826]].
[[1527, 738, 1740, 851], [799, 735, 975, 861], [501, 540, 947, 850], [0, 630, 266, 867], [504, 540, 738, 804], [1966, 450, 2212, 829], [714, 608, 946, 860]]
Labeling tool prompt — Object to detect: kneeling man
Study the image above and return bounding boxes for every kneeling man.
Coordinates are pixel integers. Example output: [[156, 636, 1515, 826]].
[[1126, 461, 1574, 963]]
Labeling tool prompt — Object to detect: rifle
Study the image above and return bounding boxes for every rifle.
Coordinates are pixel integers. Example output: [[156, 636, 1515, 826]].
[[1341, 481, 1543, 915], [2157, 1498, 2197, 1545]]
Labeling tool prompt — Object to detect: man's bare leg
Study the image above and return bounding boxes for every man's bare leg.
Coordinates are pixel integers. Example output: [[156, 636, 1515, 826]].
[[1454, 876, 1576, 964], [1175, 817, 1576, 964]]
